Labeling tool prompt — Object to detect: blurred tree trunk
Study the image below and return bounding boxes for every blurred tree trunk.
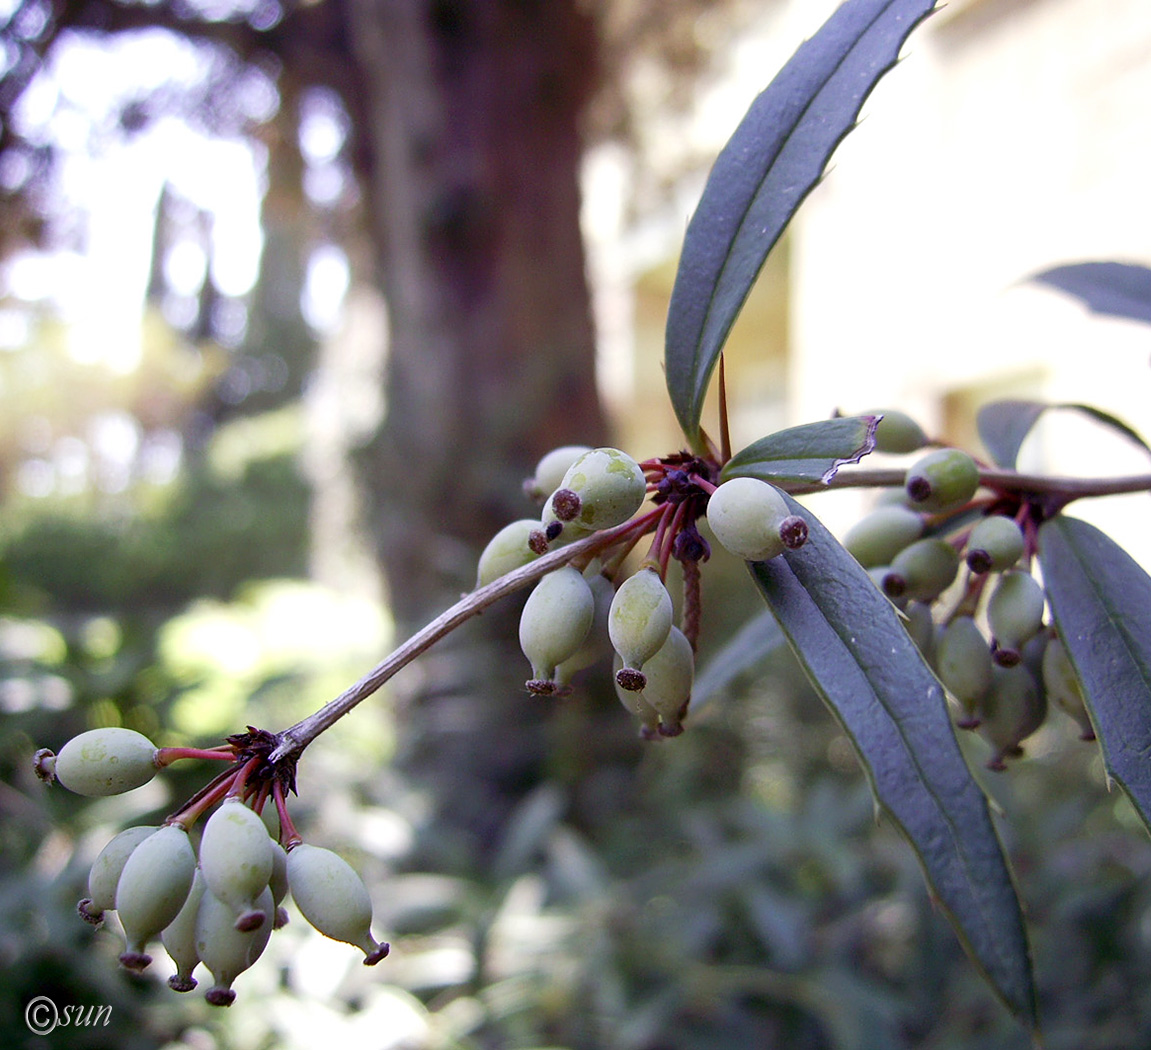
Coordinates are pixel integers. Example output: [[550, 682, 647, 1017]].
[[346, 0, 611, 861]]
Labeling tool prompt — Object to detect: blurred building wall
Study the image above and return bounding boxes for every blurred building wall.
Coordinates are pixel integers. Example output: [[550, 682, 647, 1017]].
[[602, 0, 1151, 551]]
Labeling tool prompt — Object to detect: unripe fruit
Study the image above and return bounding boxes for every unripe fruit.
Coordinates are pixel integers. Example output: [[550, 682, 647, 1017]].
[[870, 409, 929, 454], [706, 477, 791, 561], [286, 843, 389, 963], [987, 570, 1046, 666], [935, 616, 993, 728], [904, 448, 979, 513], [1042, 634, 1094, 740], [966, 515, 1025, 574], [903, 601, 936, 663], [883, 538, 960, 603], [476, 519, 541, 587], [608, 568, 674, 689], [54, 728, 158, 797], [637, 626, 695, 736], [79, 825, 158, 925], [553, 447, 647, 531], [115, 824, 197, 971], [613, 655, 662, 738], [979, 663, 1047, 770], [518, 566, 595, 691], [161, 867, 206, 992], [196, 885, 274, 1006], [554, 571, 614, 687], [842, 505, 924, 568], [525, 445, 592, 502], [199, 798, 275, 931]]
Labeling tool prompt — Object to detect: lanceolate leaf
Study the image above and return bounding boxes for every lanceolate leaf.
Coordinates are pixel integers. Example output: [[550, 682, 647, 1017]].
[[976, 401, 1046, 470], [978, 400, 1150, 470], [722, 416, 879, 485], [1038, 515, 1151, 832], [1030, 261, 1151, 325], [750, 496, 1036, 1025], [664, 0, 939, 448]]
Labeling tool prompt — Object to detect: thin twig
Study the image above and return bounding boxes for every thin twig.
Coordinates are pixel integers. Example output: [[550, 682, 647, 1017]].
[[269, 514, 656, 763]]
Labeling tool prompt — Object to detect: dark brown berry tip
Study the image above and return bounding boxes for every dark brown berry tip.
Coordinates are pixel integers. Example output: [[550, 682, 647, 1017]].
[[779, 515, 808, 550], [550, 488, 581, 522], [168, 975, 198, 992], [966, 549, 993, 574], [118, 951, 152, 973], [33, 748, 56, 784], [526, 678, 558, 696], [77, 898, 104, 926], [205, 987, 236, 1007], [234, 908, 267, 933], [992, 646, 1021, 667], [882, 573, 907, 599], [364, 942, 391, 966], [528, 529, 550, 555], [615, 668, 646, 692], [906, 477, 932, 504]]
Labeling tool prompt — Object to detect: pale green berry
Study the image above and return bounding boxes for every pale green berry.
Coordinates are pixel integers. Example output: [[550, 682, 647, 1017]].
[[115, 824, 197, 972], [904, 448, 979, 513], [966, 515, 1025, 574], [518, 566, 595, 692], [903, 601, 936, 663], [554, 571, 614, 687], [196, 885, 274, 1006], [53, 727, 158, 797], [525, 445, 592, 502], [979, 663, 1047, 770], [842, 505, 924, 568], [869, 409, 929, 454], [79, 825, 159, 925], [935, 616, 993, 728], [476, 519, 542, 587], [987, 570, 1046, 666], [286, 843, 389, 964], [637, 626, 695, 736], [553, 447, 647, 531], [199, 798, 275, 931], [706, 477, 790, 561], [161, 868, 206, 992], [883, 538, 960, 603], [613, 654, 662, 738], [609, 568, 673, 690], [1041, 634, 1094, 740]]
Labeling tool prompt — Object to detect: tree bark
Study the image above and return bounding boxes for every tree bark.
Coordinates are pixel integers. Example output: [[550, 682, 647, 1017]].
[[346, 0, 611, 859]]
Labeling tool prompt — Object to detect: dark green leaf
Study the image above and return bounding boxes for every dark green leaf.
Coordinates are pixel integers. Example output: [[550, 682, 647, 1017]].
[[721, 416, 879, 485], [664, 0, 939, 447], [750, 495, 1036, 1025], [976, 401, 1046, 470], [1038, 515, 1151, 832], [1030, 261, 1151, 325], [978, 400, 1150, 469]]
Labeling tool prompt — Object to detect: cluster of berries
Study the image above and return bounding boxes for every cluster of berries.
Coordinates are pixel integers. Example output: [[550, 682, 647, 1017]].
[[477, 445, 808, 738], [34, 726, 388, 1005], [843, 444, 1092, 769]]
